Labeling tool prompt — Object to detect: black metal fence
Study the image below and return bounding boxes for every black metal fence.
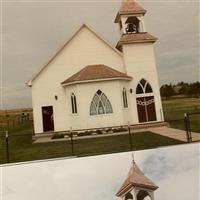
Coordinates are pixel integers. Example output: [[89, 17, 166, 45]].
[[0, 126, 134, 164], [166, 112, 200, 143], [0, 112, 199, 164]]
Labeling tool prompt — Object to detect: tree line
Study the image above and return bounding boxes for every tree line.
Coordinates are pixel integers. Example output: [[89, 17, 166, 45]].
[[160, 81, 200, 98]]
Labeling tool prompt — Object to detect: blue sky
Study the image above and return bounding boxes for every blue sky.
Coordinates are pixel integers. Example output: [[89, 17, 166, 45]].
[[1, 0, 199, 109], [1, 143, 199, 200]]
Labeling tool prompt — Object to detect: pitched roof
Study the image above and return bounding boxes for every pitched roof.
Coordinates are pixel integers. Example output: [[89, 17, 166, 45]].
[[27, 24, 122, 87], [61, 64, 132, 86], [115, 0, 146, 23], [116, 162, 158, 197], [116, 33, 157, 51]]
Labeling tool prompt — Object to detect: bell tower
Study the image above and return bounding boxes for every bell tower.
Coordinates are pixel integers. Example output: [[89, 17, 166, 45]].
[[116, 159, 158, 200], [115, 0, 164, 124], [115, 0, 156, 51]]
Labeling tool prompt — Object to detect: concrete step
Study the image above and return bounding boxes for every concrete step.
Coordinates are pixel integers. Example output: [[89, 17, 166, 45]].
[[130, 121, 168, 130]]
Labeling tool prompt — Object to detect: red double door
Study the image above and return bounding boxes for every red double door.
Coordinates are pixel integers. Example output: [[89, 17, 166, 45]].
[[136, 96, 157, 123]]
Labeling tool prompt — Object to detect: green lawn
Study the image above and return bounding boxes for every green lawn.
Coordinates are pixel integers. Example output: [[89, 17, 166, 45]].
[[162, 97, 200, 132], [0, 128, 183, 164]]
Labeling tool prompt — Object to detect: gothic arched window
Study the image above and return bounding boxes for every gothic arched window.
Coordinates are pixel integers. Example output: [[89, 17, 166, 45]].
[[71, 93, 77, 114], [90, 90, 113, 115], [136, 79, 153, 94], [122, 88, 128, 108]]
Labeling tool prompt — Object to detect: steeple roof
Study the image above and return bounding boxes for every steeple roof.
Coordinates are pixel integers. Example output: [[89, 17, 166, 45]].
[[116, 33, 157, 51], [116, 161, 158, 197], [115, 0, 146, 23]]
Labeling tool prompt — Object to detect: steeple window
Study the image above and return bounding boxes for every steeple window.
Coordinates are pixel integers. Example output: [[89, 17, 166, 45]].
[[137, 190, 151, 200]]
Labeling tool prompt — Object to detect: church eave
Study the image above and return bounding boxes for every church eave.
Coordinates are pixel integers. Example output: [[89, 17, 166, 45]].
[[133, 183, 159, 191], [116, 32, 157, 51], [116, 39, 157, 50], [116, 183, 133, 197], [116, 182, 158, 197], [114, 10, 146, 23], [61, 77, 132, 87]]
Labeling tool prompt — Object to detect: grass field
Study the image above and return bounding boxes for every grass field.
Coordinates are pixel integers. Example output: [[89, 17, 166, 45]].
[[162, 97, 200, 132], [0, 129, 183, 164]]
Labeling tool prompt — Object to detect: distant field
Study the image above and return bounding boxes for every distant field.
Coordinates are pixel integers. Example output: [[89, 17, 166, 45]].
[[0, 108, 32, 116], [0, 108, 33, 132], [162, 97, 200, 132]]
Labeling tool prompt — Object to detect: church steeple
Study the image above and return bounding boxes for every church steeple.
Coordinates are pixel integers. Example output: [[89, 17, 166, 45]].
[[115, 0, 157, 51], [116, 159, 158, 200]]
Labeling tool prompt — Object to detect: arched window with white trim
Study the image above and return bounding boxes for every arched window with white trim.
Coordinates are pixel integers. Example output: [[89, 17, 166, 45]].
[[136, 79, 153, 94], [122, 88, 128, 108], [90, 90, 113, 115], [136, 79, 157, 122], [71, 93, 77, 114]]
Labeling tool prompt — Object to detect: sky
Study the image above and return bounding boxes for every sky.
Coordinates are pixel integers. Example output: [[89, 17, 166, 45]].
[[1, 0, 200, 109], [0, 143, 199, 200]]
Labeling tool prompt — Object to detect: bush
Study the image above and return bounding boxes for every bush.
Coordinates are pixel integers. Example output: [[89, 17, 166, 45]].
[[70, 132, 78, 137], [78, 131, 93, 137], [51, 133, 65, 139], [77, 132, 85, 137], [113, 127, 128, 133], [118, 127, 128, 132], [96, 129, 103, 135], [106, 128, 113, 134], [112, 128, 118, 133]]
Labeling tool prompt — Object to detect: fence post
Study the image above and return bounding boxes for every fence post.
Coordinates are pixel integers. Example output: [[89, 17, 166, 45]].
[[187, 114, 192, 142], [5, 130, 10, 163], [184, 113, 190, 143], [18, 117, 20, 125], [70, 127, 74, 156], [128, 122, 133, 151], [7, 120, 9, 129]]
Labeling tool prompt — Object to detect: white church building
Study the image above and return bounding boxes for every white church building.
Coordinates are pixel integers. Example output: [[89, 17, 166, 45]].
[[28, 0, 164, 134]]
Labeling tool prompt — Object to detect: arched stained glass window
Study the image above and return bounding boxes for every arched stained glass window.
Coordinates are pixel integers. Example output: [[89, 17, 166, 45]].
[[136, 79, 153, 94], [71, 93, 77, 114], [122, 88, 128, 108], [90, 90, 113, 115]]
